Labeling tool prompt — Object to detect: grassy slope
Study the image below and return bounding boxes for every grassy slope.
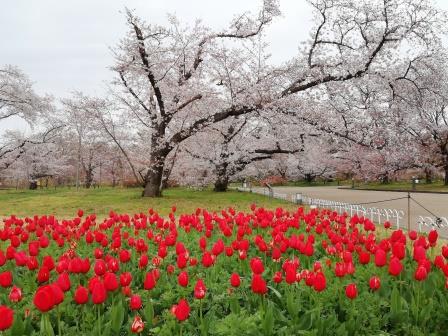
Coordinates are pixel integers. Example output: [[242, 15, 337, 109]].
[[0, 187, 298, 218]]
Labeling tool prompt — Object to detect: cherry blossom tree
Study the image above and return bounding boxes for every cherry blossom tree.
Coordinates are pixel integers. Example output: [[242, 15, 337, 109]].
[[0, 65, 56, 171], [61, 93, 112, 189], [182, 114, 302, 191], [390, 51, 448, 184], [107, 0, 445, 197]]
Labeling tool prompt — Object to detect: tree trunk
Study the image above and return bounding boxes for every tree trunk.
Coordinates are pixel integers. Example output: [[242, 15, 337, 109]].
[[142, 164, 164, 197], [142, 152, 167, 197], [85, 168, 93, 189], [304, 173, 315, 183], [443, 152, 448, 186], [380, 174, 389, 184], [444, 164, 448, 186], [29, 180, 37, 190], [214, 177, 229, 192], [214, 162, 229, 192], [425, 168, 432, 184]]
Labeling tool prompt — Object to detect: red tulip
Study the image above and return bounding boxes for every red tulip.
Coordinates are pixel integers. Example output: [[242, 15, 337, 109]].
[[9, 286, 22, 303], [130, 294, 142, 310], [369, 276, 381, 291], [152, 268, 160, 281], [28, 241, 39, 256], [392, 242, 405, 260], [414, 266, 428, 281], [120, 272, 132, 287], [74, 286, 89, 304], [225, 246, 233, 257], [212, 239, 225, 256], [358, 250, 370, 264], [107, 258, 120, 273], [434, 255, 445, 269], [104, 272, 119, 291], [250, 257, 264, 274], [388, 257, 403, 276], [345, 283, 358, 300], [273, 271, 283, 284], [284, 265, 297, 284], [37, 266, 50, 283], [0, 305, 13, 331], [251, 274, 268, 295], [94, 248, 103, 259], [39, 235, 49, 248], [176, 253, 188, 269], [56, 273, 71, 292], [122, 286, 132, 297], [50, 283, 64, 305], [42, 256, 55, 271], [201, 251, 214, 267], [374, 249, 387, 267], [194, 279, 206, 299], [92, 281, 107, 304], [178, 271, 189, 287], [334, 262, 346, 277], [172, 299, 190, 321], [409, 230, 418, 240], [131, 315, 144, 333], [413, 246, 426, 262], [313, 272, 326, 292], [230, 273, 241, 287], [428, 230, 438, 246], [34, 285, 56, 312], [94, 260, 107, 276], [139, 254, 149, 269], [0, 271, 12, 288], [442, 246, 448, 259], [144, 272, 156, 290], [27, 256, 39, 270], [345, 261, 355, 275], [119, 249, 131, 263], [0, 252, 5, 267]]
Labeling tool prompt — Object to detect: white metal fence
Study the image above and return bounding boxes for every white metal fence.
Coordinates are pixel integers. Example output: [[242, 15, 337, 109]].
[[237, 187, 448, 232], [417, 216, 448, 231], [301, 196, 405, 229]]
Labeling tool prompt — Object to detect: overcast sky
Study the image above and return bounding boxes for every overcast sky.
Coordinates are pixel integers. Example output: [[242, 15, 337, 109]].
[[0, 0, 447, 132], [0, 0, 316, 98]]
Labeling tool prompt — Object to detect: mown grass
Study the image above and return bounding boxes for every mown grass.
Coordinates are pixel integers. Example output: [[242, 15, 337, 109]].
[[0, 187, 298, 219]]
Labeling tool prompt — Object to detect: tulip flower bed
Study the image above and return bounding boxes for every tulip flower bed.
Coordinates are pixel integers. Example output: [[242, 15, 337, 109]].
[[0, 206, 447, 335]]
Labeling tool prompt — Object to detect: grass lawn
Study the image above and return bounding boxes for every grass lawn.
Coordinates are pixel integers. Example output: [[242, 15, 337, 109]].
[[0, 187, 298, 219]]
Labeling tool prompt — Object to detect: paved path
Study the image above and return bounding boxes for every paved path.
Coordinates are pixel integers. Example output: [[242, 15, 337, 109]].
[[252, 186, 448, 235]]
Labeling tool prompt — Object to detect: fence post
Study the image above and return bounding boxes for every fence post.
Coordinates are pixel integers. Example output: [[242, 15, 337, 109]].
[[407, 192, 411, 232]]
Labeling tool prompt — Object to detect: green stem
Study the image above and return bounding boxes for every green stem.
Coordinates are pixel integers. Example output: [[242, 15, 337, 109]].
[[199, 299, 203, 324], [97, 305, 102, 336], [179, 323, 183, 336], [57, 305, 61, 336], [416, 282, 420, 324]]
